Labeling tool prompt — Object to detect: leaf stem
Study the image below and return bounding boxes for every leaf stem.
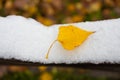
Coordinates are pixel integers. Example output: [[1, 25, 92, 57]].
[[45, 40, 57, 59]]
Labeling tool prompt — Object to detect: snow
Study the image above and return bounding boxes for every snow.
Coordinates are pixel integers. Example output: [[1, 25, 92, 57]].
[[0, 15, 120, 64]]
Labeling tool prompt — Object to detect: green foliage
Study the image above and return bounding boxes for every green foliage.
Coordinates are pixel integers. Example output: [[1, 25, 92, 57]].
[[0, 70, 39, 80], [85, 11, 103, 21], [53, 71, 107, 80], [1, 70, 108, 80]]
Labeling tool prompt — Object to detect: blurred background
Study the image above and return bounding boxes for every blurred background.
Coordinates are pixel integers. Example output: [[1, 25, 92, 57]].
[[0, 0, 120, 80]]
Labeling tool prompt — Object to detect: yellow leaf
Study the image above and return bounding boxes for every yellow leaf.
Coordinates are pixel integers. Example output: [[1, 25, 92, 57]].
[[68, 4, 75, 11], [72, 15, 84, 22], [38, 66, 47, 72], [57, 25, 94, 50], [45, 25, 94, 59], [40, 72, 52, 80]]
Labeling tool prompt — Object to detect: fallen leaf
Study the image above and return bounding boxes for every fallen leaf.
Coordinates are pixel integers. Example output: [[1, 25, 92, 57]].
[[57, 25, 94, 50], [40, 72, 52, 80], [46, 25, 94, 59]]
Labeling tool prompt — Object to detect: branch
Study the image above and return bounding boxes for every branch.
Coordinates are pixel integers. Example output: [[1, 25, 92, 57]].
[[0, 58, 120, 72]]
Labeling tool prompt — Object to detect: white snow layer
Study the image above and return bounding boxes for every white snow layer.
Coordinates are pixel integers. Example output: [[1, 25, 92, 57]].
[[0, 15, 120, 64]]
